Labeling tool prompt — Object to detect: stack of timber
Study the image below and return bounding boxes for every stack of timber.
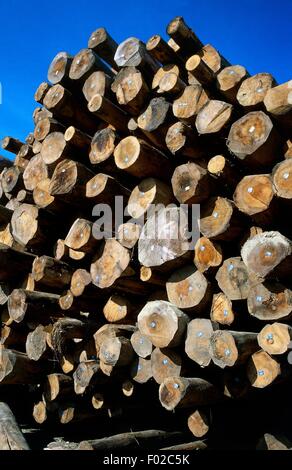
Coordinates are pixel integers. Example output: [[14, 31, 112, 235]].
[[1, 16, 292, 451]]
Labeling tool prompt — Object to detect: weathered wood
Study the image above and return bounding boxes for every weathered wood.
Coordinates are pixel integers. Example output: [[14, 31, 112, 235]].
[[8, 289, 61, 323], [89, 127, 117, 167], [48, 52, 74, 90], [131, 356, 152, 384], [165, 121, 204, 158], [26, 324, 51, 361], [159, 377, 221, 410], [1, 166, 24, 195], [65, 218, 99, 254], [173, 85, 209, 126], [185, 318, 215, 367], [0, 402, 30, 450], [82, 71, 113, 103], [196, 100, 233, 136], [247, 350, 280, 388], [34, 82, 51, 104], [264, 80, 292, 132], [90, 239, 130, 289], [200, 197, 246, 241], [86, 172, 130, 205], [200, 44, 230, 73], [210, 292, 235, 326], [114, 37, 159, 81], [130, 330, 153, 358], [49, 159, 94, 204], [194, 236, 222, 273], [73, 360, 101, 394], [117, 223, 141, 249], [112, 67, 149, 114], [137, 300, 189, 348], [157, 72, 186, 97], [69, 48, 112, 84], [207, 155, 241, 190], [127, 178, 173, 220], [23, 154, 48, 191], [171, 162, 213, 205], [257, 433, 292, 451], [272, 159, 292, 201], [188, 409, 209, 438], [227, 111, 282, 171], [103, 294, 138, 323], [99, 335, 134, 367]]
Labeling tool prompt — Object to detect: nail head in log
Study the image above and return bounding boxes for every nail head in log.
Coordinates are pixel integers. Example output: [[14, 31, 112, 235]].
[[88, 27, 118, 69], [90, 239, 130, 289], [151, 347, 182, 384], [188, 409, 209, 438], [137, 300, 189, 348], [114, 136, 171, 180], [185, 318, 214, 367], [114, 37, 159, 79], [257, 323, 292, 355], [138, 206, 190, 270], [215, 257, 251, 300], [200, 197, 245, 241], [1, 136, 24, 155], [48, 52, 73, 88], [171, 162, 212, 205], [272, 159, 292, 200], [233, 174, 275, 225], [159, 376, 220, 410], [236, 73, 276, 110], [194, 236, 222, 273], [227, 111, 281, 171], [210, 292, 235, 326], [130, 330, 153, 358], [127, 178, 173, 220], [165, 121, 204, 159], [241, 231, 292, 279], [166, 265, 211, 312], [166, 16, 203, 56], [195, 100, 233, 136], [0, 402, 30, 450], [216, 65, 248, 103], [209, 330, 258, 368], [247, 350, 280, 388], [247, 281, 292, 321], [173, 85, 209, 126]]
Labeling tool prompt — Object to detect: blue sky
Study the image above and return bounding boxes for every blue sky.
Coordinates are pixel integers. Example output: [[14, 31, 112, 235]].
[[1, 0, 291, 160]]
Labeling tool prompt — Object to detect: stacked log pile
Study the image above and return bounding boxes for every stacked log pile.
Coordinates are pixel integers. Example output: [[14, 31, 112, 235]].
[[1, 16, 292, 450]]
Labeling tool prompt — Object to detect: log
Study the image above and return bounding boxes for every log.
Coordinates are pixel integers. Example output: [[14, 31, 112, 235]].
[[215, 257, 251, 300], [69, 48, 112, 83], [0, 402, 30, 450], [32, 140, 42, 154], [0, 349, 45, 384], [209, 330, 258, 368], [159, 377, 221, 410], [272, 159, 292, 201], [227, 111, 282, 171], [1, 137, 24, 155], [114, 136, 171, 180], [34, 117, 65, 142], [247, 281, 292, 320], [264, 80, 292, 132], [33, 178, 70, 214], [171, 162, 213, 204], [166, 16, 203, 56], [152, 64, 181, 91], [146, 35, 184, 67], [257, 433, 292, 451], [33, 107, 53, 124], [64, 126, 91, 150], [82, 71, 113, 103], [137, 300, 189, 348], [247, 350, 280, 388], [43, 84, 98, 134], [114, 37, 159, 80], [241, 231, 292, 279], [8, 289, 61, 324], [186, 54, 215, 87], [90, 239, 130, 289], [34, 82, 51, 104], [65, 218, 99, 254], [49, 159, 94, 204], [86, 172, 130, 205], [207, 155, 241, 190], [166, 265, 211, 312], [44, 373, 73, 402], [165, 121, 205, 159], [233, 174, 276, 226], [88, 94, 129, 133], [70, 269, 92, 297], [200, 197, 246, 241], [151, 347, 182, 384], [88, 27, 118, 69], [210, 292, 235, 326], [1, 166, 24, 195], [137, 97, 172, 137], [48, 52, 73, 89], [188, 409, 209, 438], [32, 401, 47, 424], [157, 72, 186, 97], [117, 223, 141, 249], [173, 85, 209, 126], [199, 44, 230, 73], [216, 65, 249, 103], [185, 318, 215, 367], [193, 236, 223, 273], [89, 127, 117, 167], [22, 154, 48, 191], [236, 73, 276, 110], [32, 255, 73, 291], [257, 322, 292, 355], [103, 294, 138, 324], [73, 360, 101, 394], [112, 67, 149, 114], [196, 100, 233, 137], [99, 336, 134, 367], [130, 330, 153, 358], [161, 441, 207, 451]]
